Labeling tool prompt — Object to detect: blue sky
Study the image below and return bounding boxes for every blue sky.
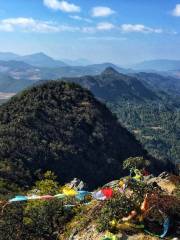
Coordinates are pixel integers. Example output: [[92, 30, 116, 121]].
[[0, 0, 180, 65]]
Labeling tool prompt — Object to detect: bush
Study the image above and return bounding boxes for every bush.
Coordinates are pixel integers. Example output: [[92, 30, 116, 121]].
[[24, 199, 74, 240], [0, 203, 25, 240], [123, 157, 150, 171], [97, 192, 137, 232]]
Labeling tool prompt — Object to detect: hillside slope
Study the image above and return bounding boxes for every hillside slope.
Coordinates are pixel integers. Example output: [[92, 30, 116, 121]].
[[57, 68, 179, 169], [0, 81, 153, 190], [135, 72, 180, 96]]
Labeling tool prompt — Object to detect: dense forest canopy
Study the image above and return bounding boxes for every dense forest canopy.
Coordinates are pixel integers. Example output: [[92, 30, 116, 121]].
[[57, 68, 180, 171], [0, 81, 156, 192]]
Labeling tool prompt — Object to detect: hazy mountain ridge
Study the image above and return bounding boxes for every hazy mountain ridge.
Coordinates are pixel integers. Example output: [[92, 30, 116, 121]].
[[0, 52, 67, 68], [61, 58, 93, 66], [0, 61, 129, 93], [0, 52, 179, 94], [132, 59, 180, 71], [0, 73, 34, 93]]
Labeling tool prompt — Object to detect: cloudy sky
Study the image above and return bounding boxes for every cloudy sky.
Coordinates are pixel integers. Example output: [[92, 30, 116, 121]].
[[0, 0, 180, 65]]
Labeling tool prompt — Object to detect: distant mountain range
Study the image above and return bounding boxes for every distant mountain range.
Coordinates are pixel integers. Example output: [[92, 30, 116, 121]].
[[0, 66, 178, 171], [0, 52, 96, 67], [0, 52, 179, 96], [0, 57, 179, 96], [1, 64, 168, 103], [1, 51, 180, 71], [62, 58, 93, 66], [0, 72, 33, 92], [0, 52, 97, 67], [0, 61, 129, 92], [0, 52, 67, 68], [132, 59, 180, 72]]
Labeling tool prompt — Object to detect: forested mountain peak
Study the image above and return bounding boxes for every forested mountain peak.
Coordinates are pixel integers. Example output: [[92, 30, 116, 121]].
[[101, 67, 121, 76], [0, 81, 154, 190], [63, 68, 158, 102]]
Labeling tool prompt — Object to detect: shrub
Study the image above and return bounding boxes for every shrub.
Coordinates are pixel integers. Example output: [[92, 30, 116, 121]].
[[24, 199, 74, 240], [97, 192, 136, 232], [123, 157, 150, 171]]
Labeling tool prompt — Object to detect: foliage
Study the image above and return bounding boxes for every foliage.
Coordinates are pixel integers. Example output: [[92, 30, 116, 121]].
[[30, 171, 59, 195], [0, 199, 74, 240], [0, 178, 21, 199], [97, 192, 137, 232], [96, 179, 169, 233], [123, 157, 150, 171], [1, 68, 179, 174], [109, 99, 180, 170], [24, 199, 74, 240], [0, 81, 147, 191], [1, 171, 179, 239], [0, 203, 25, 240], [59, 68, 179, 170], [174, 184, 180, 198], [60, 69, 179, 171], [0, 172, 74, 240]]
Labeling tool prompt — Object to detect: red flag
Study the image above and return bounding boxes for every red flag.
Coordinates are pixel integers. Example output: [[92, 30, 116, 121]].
[[101, 188, 113, 199]]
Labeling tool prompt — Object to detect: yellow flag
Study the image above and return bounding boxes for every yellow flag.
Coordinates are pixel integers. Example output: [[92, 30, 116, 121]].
[[119, 180, 124, 187], [62, 187, 77, 197]]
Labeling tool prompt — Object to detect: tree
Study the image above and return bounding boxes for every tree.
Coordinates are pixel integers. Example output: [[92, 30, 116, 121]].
[[30, 171, 60, 195], [123, 156, 150, 171]]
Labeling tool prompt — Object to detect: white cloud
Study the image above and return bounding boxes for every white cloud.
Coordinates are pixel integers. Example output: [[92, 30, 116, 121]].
[[91, 6, 115, 17], [82, 22, 115, 33], [0, 17, 80, 33], [96, 22, 115, 31], [70, 15, 82, 20], [121, 24, 163, 33], [70, 15, 92, 23], [43, 0, 80, 13], [172, 4, 180, 16], [0, 22, 13, 32], [0, 18, 60, 33], [0, 17, 167, 35]]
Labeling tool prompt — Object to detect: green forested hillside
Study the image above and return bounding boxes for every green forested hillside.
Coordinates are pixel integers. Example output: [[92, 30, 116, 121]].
[[0, 81, 154, 192], [109, 101, 180, 169], [134, 72, 180, 96], [58, 68, 180, 170]]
